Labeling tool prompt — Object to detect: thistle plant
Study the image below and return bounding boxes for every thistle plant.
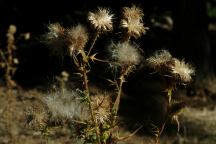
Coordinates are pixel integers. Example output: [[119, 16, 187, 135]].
[[36, 4, 195, 144], [39, 5, 148, 144], [0, 25, 19, 96], [0, 24, 30, 143], [42, 7, 115, 144], [146, 50, 195, 144], [106, 5, 146, 134], [0, 25, 30, 95]]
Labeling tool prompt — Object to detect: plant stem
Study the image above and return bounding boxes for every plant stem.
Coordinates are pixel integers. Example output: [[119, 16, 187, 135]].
[[112, 66, 132, 126], [87, 32, 99, 57], [80, 51, 101, 144], [156, 85, 174, 144], [112, 75, 124, 124]]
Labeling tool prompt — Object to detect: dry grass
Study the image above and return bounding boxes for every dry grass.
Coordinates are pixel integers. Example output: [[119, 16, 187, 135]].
[[0, 85, 216, 144]]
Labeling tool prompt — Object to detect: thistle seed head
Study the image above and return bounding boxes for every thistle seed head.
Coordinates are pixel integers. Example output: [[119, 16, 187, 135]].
[[121, 19, 147, 38], [46, 23, 65, 40], [91, 93, 111, 124], [88, 7, 114, 32], [122, 5, 144, 21], [109, 41, 142, 66], [25, 105, 48, 130], [66, 24, 89, 55], [146, 49, 172, 71], [121, 5, 148, 38], [170, 58, 195, 83]]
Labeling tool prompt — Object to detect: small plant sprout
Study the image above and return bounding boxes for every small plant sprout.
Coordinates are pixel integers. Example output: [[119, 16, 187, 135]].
[[147, 50, 195, 144], [121, 5, 149, 40]]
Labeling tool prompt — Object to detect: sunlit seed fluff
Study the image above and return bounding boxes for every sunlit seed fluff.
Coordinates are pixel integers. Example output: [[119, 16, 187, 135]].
[[88, 7, 114, 32], [122, 5, 144, 21], [146, 50, 172, 70], [66, 24, 89, 55], [170, 58, 195, 83], [110, 41, 142, 66], [44, 90, 89, 120], [121, 19, 146, 38]]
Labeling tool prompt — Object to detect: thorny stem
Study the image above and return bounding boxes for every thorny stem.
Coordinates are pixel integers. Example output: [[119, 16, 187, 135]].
[[87, 31, 99, 57], [112, 66, 132, 126], [80, 50, 101, 144], [112, 76, 123, 119]]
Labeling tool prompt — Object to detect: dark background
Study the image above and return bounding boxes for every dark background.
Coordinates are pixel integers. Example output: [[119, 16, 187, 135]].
[[0, 0, 216, 86]]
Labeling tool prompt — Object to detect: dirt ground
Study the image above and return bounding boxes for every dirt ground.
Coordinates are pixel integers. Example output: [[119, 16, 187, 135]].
[[0, 80, 216, 144]]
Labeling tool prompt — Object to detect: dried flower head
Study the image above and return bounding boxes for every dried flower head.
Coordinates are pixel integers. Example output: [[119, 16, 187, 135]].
[[122, 5, 144, 21], [91, 93, 111, 124], [25, 105, 48, 130], [66, 24, 89, 55], [121, 19, 147, 38], [44, 90, 89, 120], [109, 41, 142, 66], [170, 58, 195, 83], [46, 23, 65, 41], [121, 5, 148, 38], [88, 7, 114, 32], [146, 50, 172, 71], [44, 23, 67, 58]]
